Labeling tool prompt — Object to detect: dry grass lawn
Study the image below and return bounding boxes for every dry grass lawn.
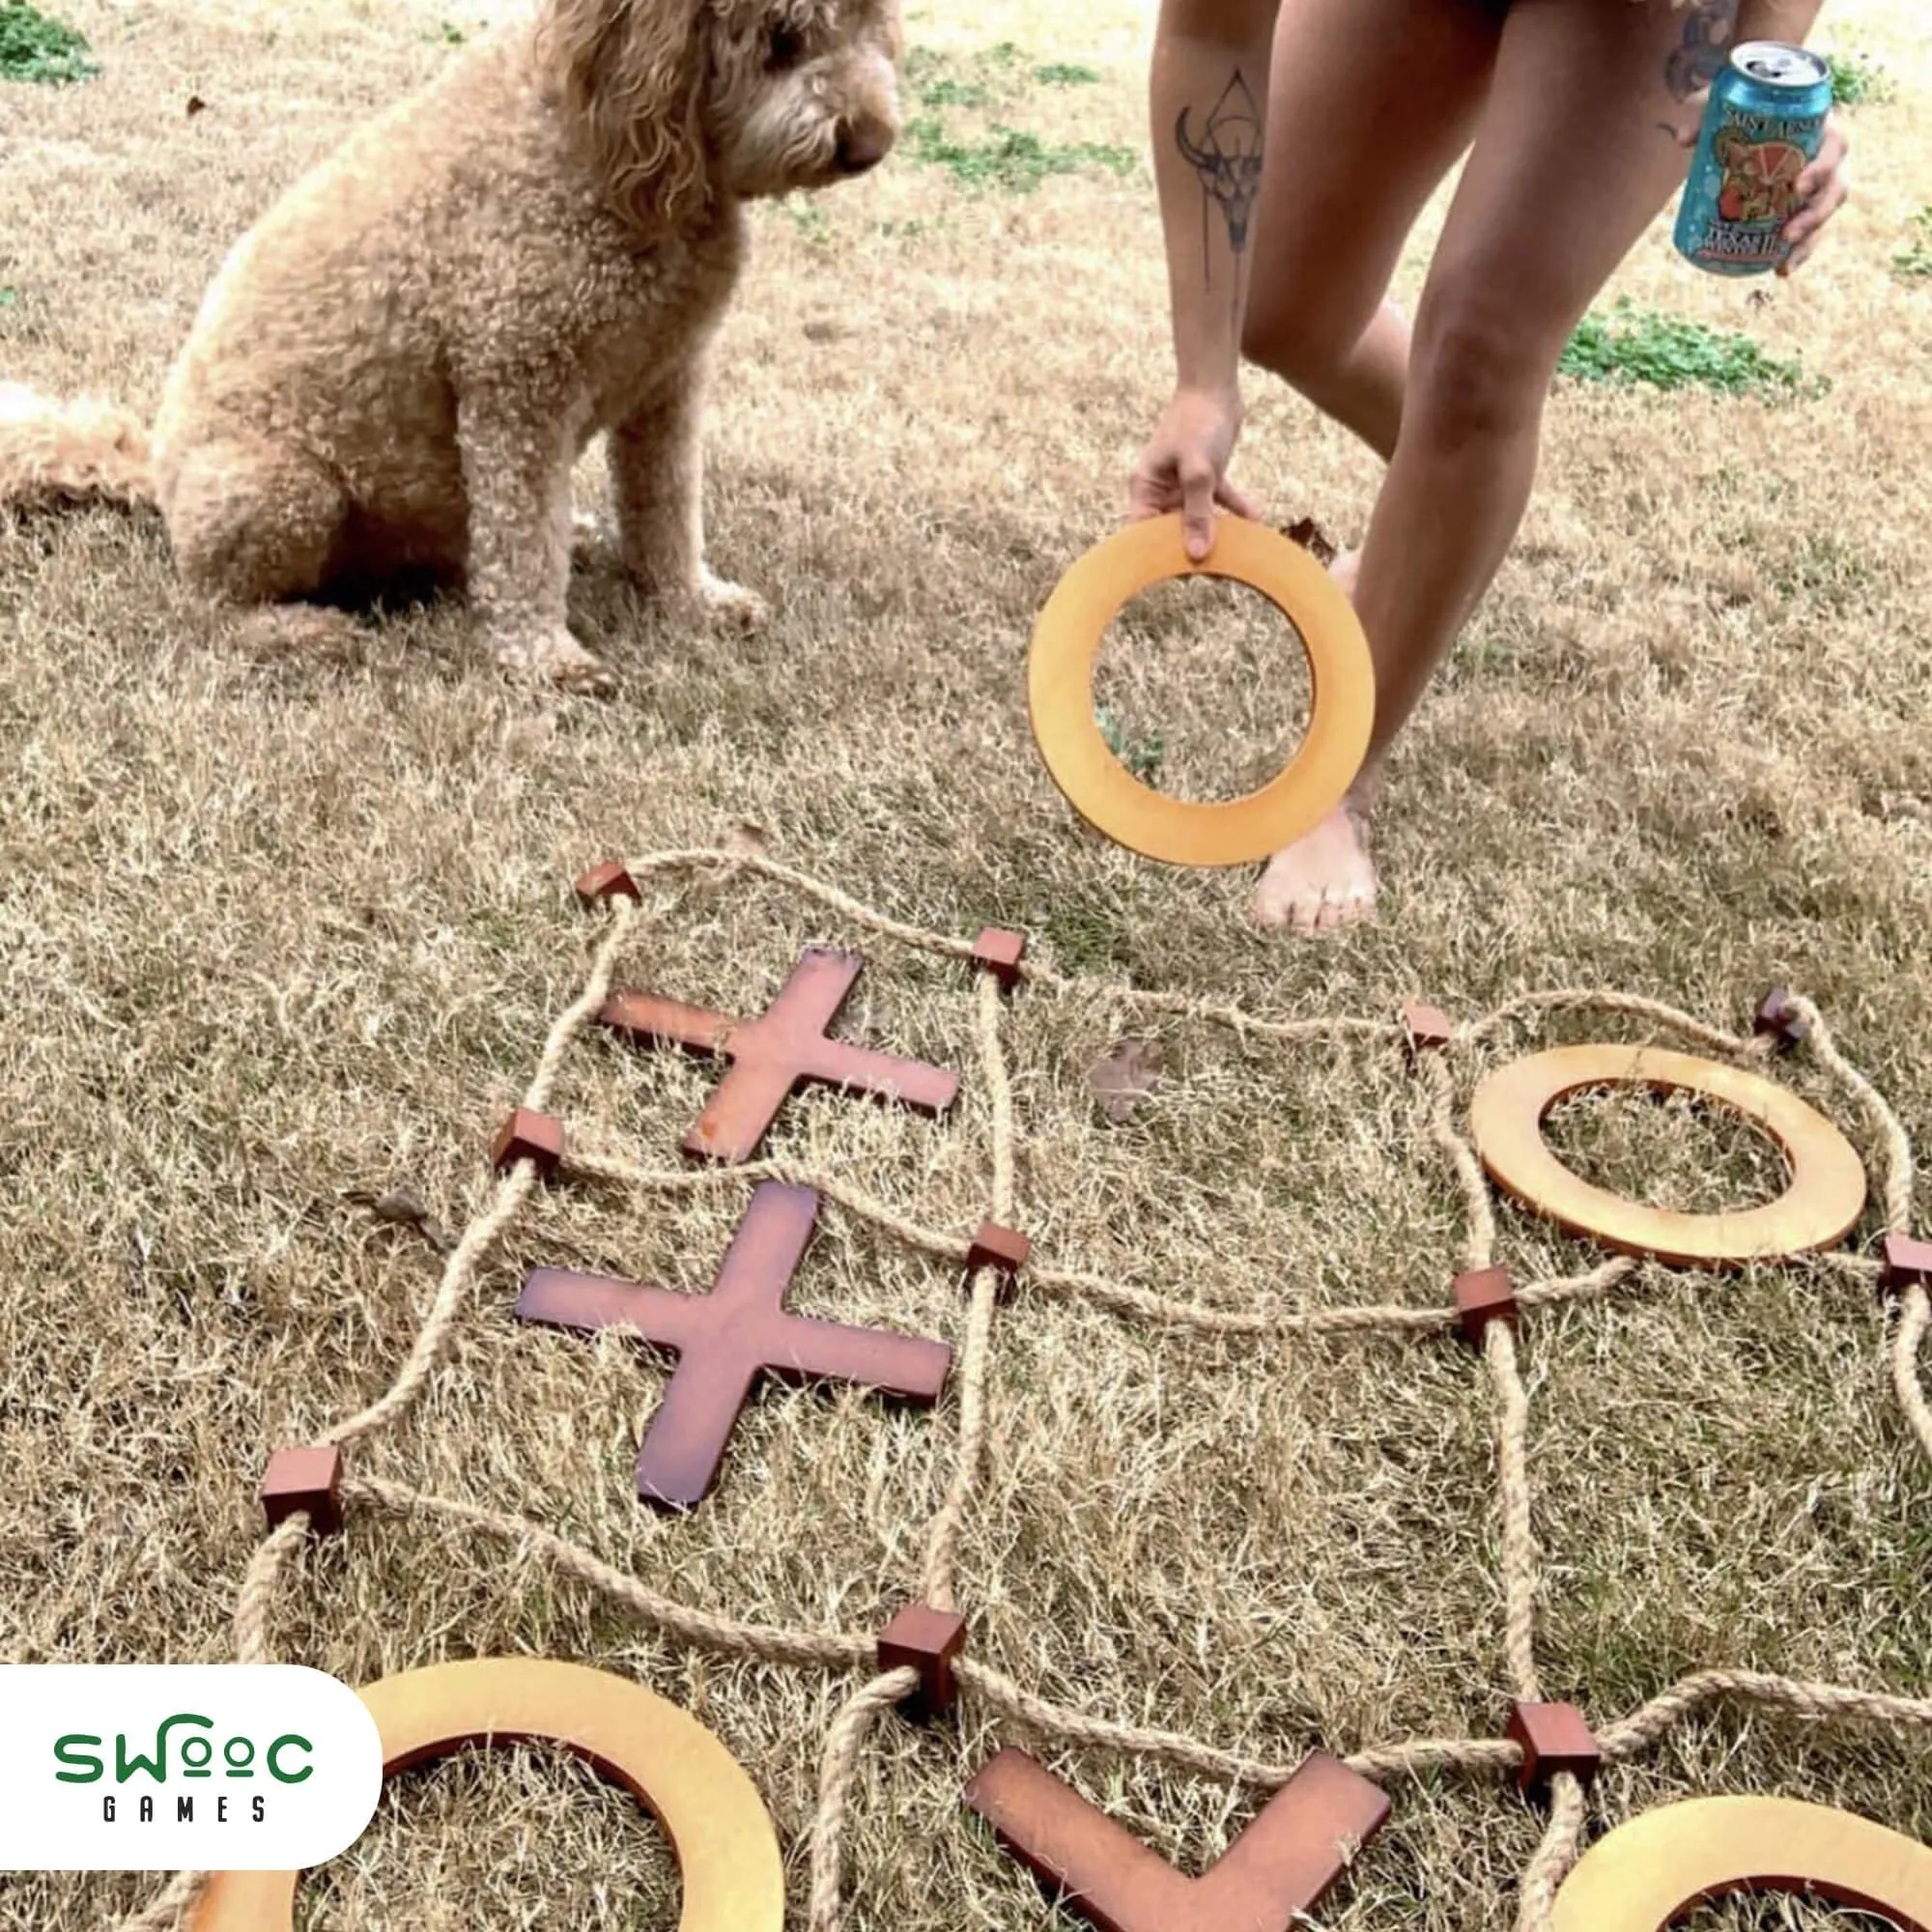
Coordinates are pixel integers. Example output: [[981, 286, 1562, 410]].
[[3, 0, 1930, 1926]]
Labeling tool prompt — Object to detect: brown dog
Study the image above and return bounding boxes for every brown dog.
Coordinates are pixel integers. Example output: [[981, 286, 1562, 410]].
[[0, 0, 902, 690]]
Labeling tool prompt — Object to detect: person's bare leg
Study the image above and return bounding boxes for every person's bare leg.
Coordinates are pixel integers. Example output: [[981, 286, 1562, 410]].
[[1240, 0, 1503, 464], [1254, 0, 1726, 933]]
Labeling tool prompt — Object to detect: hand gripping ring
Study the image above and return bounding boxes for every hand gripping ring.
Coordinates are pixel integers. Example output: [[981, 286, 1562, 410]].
[[1027, 514, 1377, 868]]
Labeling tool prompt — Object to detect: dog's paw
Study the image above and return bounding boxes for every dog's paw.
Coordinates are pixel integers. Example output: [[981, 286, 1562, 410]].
[[492, 627, 616, 697], [570, 509, 610, 568], [692, 566, 768, 632]]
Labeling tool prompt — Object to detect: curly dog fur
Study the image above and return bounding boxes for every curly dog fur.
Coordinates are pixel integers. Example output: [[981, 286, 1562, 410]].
[[0, 0, 902, 690]]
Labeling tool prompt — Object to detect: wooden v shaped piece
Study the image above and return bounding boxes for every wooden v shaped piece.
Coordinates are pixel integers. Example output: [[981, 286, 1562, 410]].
[[600, 947, 959, 1164], [964, 1747, 1389, 1932]]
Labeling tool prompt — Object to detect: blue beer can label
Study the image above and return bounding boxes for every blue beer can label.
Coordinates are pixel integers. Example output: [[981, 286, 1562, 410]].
[[1673, 42, 1832, 277]]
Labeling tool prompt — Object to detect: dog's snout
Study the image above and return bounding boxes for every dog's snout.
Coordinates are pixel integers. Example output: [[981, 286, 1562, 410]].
[[834, 115, 895, 176]]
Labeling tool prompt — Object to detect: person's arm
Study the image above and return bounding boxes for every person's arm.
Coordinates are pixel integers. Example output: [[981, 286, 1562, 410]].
[[1129, 0, 1282, 558]]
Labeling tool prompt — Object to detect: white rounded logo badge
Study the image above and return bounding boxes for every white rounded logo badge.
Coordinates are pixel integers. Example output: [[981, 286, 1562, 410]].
[[0, 1665, 384, 1871]]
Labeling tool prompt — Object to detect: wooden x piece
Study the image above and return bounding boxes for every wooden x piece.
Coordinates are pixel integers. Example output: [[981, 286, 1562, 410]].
[[965, 1747, 1389, 1932], [600, 947, 959, 1164], [515, 1182, 952, 1510]]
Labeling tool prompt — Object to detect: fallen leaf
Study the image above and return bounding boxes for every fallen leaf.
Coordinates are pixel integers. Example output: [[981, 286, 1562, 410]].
[[1088, 1037, 1163, 1123], [348, 1185, 458, 1257], [1281, 515, 1338, 566], [185, 94, 207, 116]]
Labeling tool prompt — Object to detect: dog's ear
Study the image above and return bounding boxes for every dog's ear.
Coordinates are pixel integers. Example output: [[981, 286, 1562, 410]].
[[540, 0, 711, 230]]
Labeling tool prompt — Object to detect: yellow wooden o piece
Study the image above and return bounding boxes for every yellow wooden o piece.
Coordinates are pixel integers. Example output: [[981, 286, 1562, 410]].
[[1552, 1796, 1932, 1930], [188, 1657, 783, 1930], [1469, 1043, 1867, 1267], [1027, 513, 1376, 867]]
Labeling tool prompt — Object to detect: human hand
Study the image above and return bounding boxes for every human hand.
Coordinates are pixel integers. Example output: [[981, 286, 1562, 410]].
[[1777, 110, 1850, 275], [1127, 386, 1264, 562], [1673, 95, 1851, 277]]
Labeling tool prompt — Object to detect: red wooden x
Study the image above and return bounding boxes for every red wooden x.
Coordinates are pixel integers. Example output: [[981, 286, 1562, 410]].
[[965, 1747, 1390, 1932], [515, 1181, 952, 1510], [599, 947, 958, 1164]]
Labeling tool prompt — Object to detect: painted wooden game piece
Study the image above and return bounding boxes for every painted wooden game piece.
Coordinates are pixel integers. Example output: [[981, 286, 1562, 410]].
[[963, 1746, 1390, 1932], [516, 1181, 952, 1509], [259, 1446, 344, 1539], [1468, 1042, 1867, 1268], [575, 859, 642, 908], [492, 1107, 564, 1179], [1506, 1701, 1600, 1799], [1452, 1267, 1518, 1347], [973, 927, 1029, 993], [1883, 1232, 1932, 1293], [600, 947, 959, 1164], [189, 1656, 784, 1932], [1550, 1795, 1932, 1931], [1027, 514, 1376, 868], [878, 1604, 969, 1719]]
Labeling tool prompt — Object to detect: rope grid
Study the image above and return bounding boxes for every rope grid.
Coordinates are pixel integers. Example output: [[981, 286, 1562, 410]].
[[110, 847, 1930, 1932]]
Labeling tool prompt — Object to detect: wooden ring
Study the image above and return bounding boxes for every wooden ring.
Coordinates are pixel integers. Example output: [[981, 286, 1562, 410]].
[[1552, 1796, 1932, 1929], [188, 1657, 783, 1929], [1469, 1043, 1867, 1267], [1027, 514, 1376, 868]]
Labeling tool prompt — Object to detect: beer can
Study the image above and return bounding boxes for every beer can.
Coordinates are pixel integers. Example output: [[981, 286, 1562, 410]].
[[1673, 42, 1833, 277]]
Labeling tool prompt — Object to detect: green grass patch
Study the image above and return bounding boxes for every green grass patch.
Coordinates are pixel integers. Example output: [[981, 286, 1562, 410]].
[[0, 0, 100, 85], [1823, 48, 1893, 105], [1557, 299, 1823, 399], [1094, 706, 1165, 785], [1035, 62, 1101, 86], [1894, 208, 1932, 281], [906, 116, 1135, 194]]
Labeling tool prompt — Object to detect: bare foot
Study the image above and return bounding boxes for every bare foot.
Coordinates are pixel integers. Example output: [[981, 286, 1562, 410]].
[[1330, 546, 1362, 598], [1250, 803, 1378, 935]]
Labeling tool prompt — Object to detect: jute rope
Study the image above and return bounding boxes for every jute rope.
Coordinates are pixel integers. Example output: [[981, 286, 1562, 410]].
[[807, 1670, 922, 1932], [108, 855, 1932, 1932]]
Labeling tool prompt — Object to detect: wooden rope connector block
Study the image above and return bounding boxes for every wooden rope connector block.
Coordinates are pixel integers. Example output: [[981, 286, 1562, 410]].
[[492, 1107, 565, 1179], [878, 1604, 969, 1719], [260, 1445, 345, 1539], [1506, 1701, 1601, 1802], [1403, 1001, 1455, 1058], [968, 1221, 1031, 1299], [1881, 1233, 1932, 1298], [972, 927, 1029, 994], [1452, 1267, 1518, 1348], [574, 860, 642, 909], [1753, 985, 1810, 1052]]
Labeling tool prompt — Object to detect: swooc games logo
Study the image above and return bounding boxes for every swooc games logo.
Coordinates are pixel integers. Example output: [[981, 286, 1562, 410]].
[[0, 1666, 383, 1871]]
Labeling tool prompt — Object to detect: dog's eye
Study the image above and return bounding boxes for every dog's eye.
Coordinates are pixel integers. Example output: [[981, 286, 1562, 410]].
[[766, 23, 805, 70]]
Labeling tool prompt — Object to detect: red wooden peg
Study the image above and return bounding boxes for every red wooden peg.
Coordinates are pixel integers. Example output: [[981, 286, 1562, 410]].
[[1882, 1233, 1932, 1295], [964, 1747, 1389, 1932], [599, 948, 959, 1165], [878, 1605, 968, 1719], [973, 927, 1028, 993], [260, 1446, 344, 1538], [967, 1220, 1031, 1293], [1452, 1267, 1518, 1347], [1507, 1701, 1601, 1799], [492, 1108, 564, 1179], [1753, 986, 1810, 1052], [574, 860, 641, 908], [1403, 1001, 1455, 1053], [515, 1182, 952, 1510]]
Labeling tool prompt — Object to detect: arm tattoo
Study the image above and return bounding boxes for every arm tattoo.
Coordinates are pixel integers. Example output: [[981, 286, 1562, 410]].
[[1665, 0, 1741, 101], [1176, 68, 1264, 321]]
